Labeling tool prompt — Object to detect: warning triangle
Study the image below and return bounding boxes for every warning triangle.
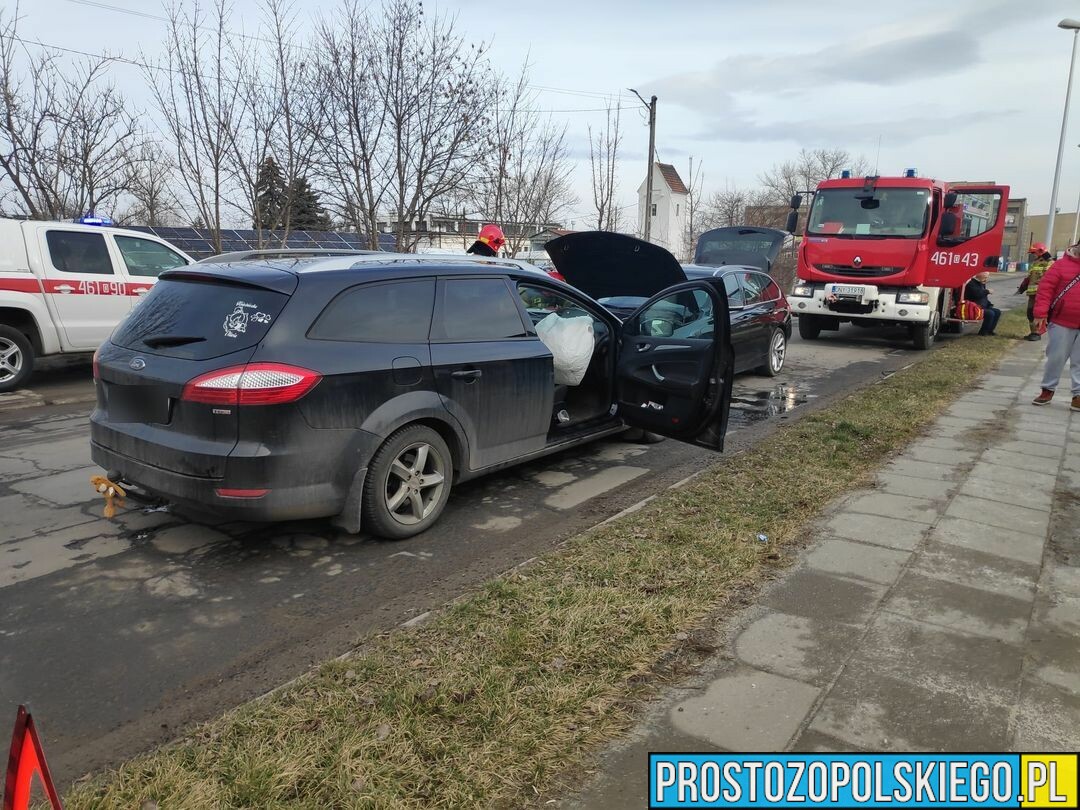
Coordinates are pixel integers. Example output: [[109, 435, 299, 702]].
[[4, 706, 63, 810]]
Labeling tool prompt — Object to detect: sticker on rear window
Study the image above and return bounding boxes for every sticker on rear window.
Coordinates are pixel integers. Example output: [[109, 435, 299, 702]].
[[224, 300, 257, 338]]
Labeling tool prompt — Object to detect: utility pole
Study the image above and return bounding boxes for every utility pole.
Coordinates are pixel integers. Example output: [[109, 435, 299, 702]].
[[630, 89, 657, 242]]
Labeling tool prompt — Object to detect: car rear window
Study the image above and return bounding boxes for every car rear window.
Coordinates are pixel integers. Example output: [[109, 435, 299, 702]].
[[112, 278, 288, 359]]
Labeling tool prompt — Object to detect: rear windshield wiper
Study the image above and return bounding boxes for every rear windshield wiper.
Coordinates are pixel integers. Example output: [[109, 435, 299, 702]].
[[142, 334, 207, 348]]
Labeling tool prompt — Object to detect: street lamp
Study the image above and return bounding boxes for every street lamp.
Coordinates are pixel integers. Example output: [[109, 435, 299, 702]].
[[1046, 18, 1080, 252], [1073, 143, 1080, 246]]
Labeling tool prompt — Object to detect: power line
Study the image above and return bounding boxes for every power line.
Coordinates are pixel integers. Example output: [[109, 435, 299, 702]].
[[56, 0, 627, 103], [10, 35, 634, 114]]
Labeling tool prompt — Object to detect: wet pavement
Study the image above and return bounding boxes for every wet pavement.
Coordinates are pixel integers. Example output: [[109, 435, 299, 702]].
[[0, 281, 1022, 786]]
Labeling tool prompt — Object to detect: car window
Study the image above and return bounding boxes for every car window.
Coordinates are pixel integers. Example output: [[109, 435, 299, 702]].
[[46, 231, 114, 275], [309, 279, 435, 343], [723, 273, 744, 307], [629, 289, 714, 339], [738, 272, 767, 306], [763, 278, 782, 301], [433, 278, 527, 341], [517, 283, 608, 335], [114, 236, 188, 277]]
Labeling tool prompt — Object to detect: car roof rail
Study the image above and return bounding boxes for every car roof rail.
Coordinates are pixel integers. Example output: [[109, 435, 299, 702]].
[[196, 248, 380, 264]]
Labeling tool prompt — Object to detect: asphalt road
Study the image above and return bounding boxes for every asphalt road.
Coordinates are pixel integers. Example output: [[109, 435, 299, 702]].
[[0, 278, 1022, 786]]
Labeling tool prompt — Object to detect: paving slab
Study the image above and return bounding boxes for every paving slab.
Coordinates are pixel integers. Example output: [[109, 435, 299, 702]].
[[905, 445, 978, 466], [804, 538, 910, 585], [964, 461, 1058, 490], [1012, 679, 1080, 751], [824, 509, 929, 551], [944, 494, 1050, 536], [930, 515, 1045, 566], [670, 667, 820, 751], [735, 611, 861, 686], [908, 539, 1039, 602], [883, 571, 1030, 644], [981, 448, 1063, 475], [759, 568, 887, 625], [957, 479, 1053, 512], [994, 440, 1063, 460], [842, 492, 942, 525], [882, 458, 959, 482], [874, 473, 958, 501]]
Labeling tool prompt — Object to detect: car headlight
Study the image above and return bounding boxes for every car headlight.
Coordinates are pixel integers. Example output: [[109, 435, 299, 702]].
[[791, 284, 814, 298], [896, 291, 930, 305]]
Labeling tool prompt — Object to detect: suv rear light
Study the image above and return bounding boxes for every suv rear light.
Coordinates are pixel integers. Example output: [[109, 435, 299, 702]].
[[215, 488, 269, 499], [182, 363, 321, 405]]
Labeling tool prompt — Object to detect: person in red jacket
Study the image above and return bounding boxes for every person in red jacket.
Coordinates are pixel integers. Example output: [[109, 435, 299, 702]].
[[1032, 243, 1080, 410]]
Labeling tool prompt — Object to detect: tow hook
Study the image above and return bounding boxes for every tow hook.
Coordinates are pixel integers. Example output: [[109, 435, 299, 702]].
[[90, 474, 127, 518]]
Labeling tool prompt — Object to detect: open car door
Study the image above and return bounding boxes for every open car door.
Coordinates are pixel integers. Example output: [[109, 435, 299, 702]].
[[925, 185, 1010, 288], [615, 281, 734, 450]]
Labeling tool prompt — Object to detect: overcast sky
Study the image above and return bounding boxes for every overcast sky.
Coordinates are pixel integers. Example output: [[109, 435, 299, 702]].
[[16, 0, 1080, 227]]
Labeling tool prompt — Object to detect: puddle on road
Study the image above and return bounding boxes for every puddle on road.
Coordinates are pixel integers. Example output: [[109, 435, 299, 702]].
[[729, 383, 812, 425]]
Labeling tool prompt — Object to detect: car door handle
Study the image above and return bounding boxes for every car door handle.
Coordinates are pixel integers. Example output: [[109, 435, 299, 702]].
[[451, 368, 482, 381], [55, 284, 74, 294], [132, 287, 151, 295]]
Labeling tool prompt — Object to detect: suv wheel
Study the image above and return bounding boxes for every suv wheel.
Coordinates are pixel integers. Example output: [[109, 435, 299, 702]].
[[363, 424, 453, 539], [0, 325, 34, 393], [757, 328, 787, 376]]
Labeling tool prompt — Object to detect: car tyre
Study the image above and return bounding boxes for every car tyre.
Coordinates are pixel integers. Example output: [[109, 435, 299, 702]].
[[362, 424, 453, 540], [0, 325, 34, 393], [797, 315, 821, 340], [757, 328, 787, 377]]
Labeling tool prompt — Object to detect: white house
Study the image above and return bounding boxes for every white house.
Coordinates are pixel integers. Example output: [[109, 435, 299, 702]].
[[637, 162, 688, 254]]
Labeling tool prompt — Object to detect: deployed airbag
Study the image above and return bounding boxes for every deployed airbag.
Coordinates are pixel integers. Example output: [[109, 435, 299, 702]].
[[535, 314, 594, 386]]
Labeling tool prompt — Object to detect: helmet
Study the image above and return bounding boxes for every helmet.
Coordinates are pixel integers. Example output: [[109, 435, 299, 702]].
[[476, 224, 506, 252], [1029, 242, 1048, 255]]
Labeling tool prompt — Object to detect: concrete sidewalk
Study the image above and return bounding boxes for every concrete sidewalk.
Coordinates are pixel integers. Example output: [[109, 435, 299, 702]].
[[568, 341, 1080, 808]]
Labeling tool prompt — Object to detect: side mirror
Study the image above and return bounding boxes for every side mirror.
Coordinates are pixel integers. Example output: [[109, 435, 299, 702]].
[[789, 194, 802, 210], [784, 210, 799, 234], [943, 192, 958, 209]]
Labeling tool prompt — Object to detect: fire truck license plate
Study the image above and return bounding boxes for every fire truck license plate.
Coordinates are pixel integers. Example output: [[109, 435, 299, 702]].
[[832, 285, 864, 297]]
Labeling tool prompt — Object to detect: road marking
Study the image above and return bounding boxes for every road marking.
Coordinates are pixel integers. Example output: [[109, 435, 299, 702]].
[[544, 465, 648, 510]]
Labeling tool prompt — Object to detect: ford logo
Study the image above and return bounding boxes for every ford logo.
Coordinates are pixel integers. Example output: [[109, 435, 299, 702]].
[[129, 357, 146, 370]]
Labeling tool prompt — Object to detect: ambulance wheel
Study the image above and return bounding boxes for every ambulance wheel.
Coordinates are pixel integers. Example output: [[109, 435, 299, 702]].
[[798, 315, 822, 340], [0, 325, 33, 393]]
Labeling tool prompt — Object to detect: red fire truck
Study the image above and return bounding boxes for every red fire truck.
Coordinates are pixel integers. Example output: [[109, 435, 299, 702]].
[[788, 172, 1010, 349]]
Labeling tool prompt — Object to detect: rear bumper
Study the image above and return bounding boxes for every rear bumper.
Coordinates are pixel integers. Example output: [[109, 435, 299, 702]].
[[90, 429, 374, 522]]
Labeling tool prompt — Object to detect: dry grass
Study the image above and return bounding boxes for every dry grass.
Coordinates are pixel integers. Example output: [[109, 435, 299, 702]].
[[66, 311, 1027, 809]]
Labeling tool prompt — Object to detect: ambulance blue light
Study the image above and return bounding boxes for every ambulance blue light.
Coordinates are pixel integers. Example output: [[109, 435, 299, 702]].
[[76, 212, 113, 226], [904, 168, 917, 178], [840, 170, 851, 179]]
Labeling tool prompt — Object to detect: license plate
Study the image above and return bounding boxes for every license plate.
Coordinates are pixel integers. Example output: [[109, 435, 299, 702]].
[[832, 285, 864, 297]]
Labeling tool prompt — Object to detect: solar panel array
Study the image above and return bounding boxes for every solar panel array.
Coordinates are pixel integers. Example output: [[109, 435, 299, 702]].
[[129, 226, 396, 259]]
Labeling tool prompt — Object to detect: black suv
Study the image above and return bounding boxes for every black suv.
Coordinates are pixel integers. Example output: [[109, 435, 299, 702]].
[[91, 251, 734, 538]]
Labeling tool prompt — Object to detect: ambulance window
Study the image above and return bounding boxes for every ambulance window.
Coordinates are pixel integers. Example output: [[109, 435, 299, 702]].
[[114, 236, 189, 277], [46, 231, 114, 275]]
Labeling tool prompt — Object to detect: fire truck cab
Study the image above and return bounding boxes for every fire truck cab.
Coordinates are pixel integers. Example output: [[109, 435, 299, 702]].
[[790, 173, 1010, 349]]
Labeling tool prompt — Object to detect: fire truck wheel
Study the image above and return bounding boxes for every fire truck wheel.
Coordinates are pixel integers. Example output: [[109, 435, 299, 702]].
[[0, 325, 34, 393], [911, 312, 940, 351], [798, 315, 822, 340]]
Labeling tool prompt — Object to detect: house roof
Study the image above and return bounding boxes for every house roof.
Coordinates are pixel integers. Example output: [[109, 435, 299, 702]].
[[657, 163, 689, 195]]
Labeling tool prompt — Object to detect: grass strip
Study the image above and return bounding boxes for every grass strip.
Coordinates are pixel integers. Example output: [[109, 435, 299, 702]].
[[67, 310, 1029, 809]]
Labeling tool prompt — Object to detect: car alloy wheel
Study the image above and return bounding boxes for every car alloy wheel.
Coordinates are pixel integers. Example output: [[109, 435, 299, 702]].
[[0, 335, 24, 384], [384, 441, 447, 526], [769, 330, 787, 374]]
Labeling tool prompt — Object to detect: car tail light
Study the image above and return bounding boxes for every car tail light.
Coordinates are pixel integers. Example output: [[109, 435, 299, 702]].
[[215, 488, 269, 499], [181, 363, 321, 405], [92, 348, 100, 379]]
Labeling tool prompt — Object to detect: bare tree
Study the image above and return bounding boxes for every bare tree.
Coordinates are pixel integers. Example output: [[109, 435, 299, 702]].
[[471, 64, 576, 256], [684, 156, 704, 262], [758, 147, 870, 206], [313, 0, 389, 248], [374, 0, 492, 252], [118, 140, 180, 226], [588, 102, 622, 232], [0, 7, 137, 219], [147, 0, 244, 252]]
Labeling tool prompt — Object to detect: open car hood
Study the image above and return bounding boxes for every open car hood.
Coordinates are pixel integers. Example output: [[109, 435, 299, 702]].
[[544, 231, 686, 301], [693, 227, 787, 270]]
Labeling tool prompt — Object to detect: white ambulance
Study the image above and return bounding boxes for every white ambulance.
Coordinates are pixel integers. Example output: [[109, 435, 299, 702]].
[[0, 218, 193, 392]]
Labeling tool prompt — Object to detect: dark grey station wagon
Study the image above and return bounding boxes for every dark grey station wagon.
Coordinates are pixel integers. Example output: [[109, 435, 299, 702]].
[[91, 246, 734, 538]]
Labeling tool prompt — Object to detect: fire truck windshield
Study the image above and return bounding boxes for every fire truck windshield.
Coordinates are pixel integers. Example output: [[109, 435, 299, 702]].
[[807, 188, 930, 239]]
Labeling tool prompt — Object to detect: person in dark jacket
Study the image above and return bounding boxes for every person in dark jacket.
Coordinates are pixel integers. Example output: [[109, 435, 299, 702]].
[[1032, 244, 1080, 410], [965, 272, 1000, 336]]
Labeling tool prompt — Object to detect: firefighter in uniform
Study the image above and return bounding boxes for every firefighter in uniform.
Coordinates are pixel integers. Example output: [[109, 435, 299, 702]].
[[1018, 242, 1053, 340], [467, 224, 507, 258]]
